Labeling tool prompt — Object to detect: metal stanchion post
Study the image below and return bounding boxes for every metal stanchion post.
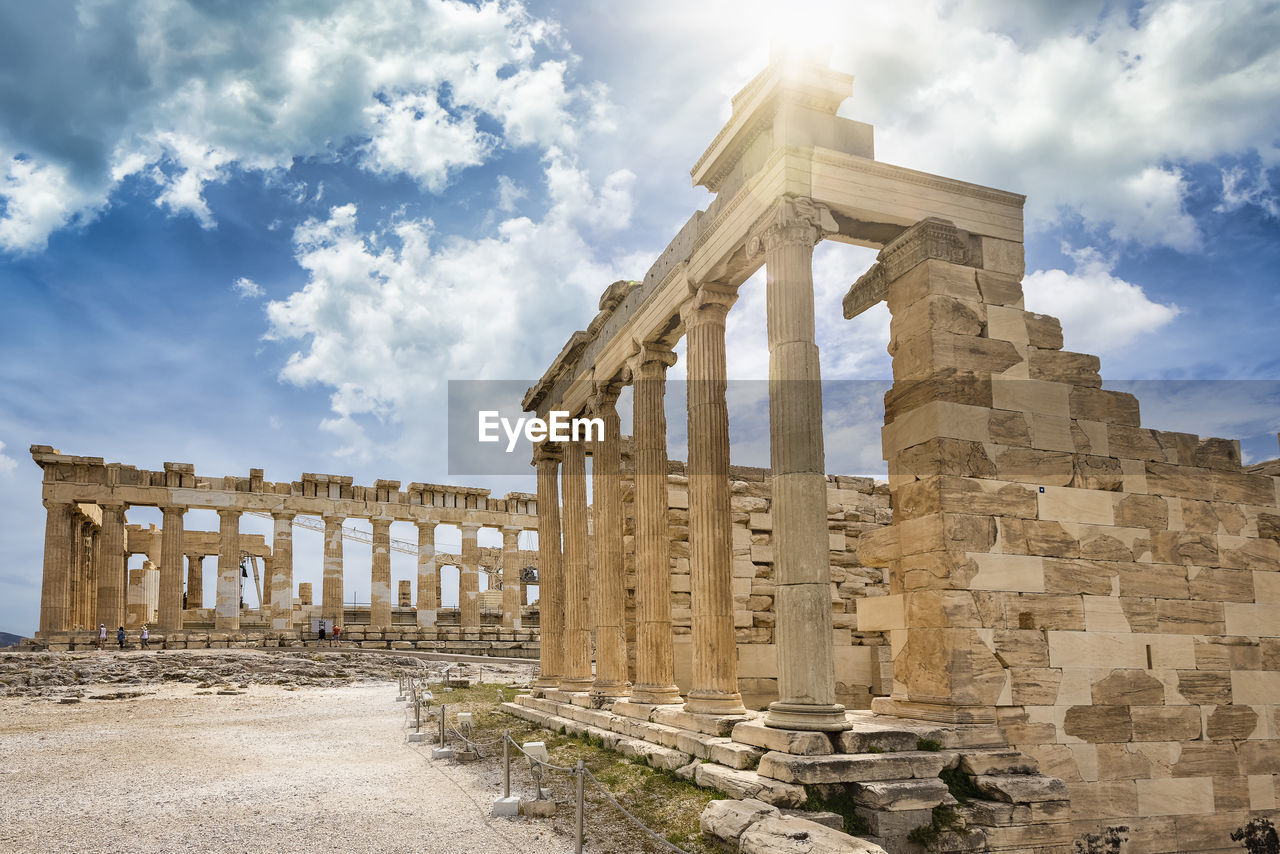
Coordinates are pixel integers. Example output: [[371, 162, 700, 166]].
[[502, 730, 510, 798], [440, 702, 446, 744], [574, 760, 586, 854]]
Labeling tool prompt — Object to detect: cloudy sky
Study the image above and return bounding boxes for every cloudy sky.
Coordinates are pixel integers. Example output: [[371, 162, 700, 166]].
[[2, 0, 1278, 637]]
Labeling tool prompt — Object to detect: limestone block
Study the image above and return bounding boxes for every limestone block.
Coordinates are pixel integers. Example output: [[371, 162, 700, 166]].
[[990, 376, 1070, 418], [1189, 568, 1255, 602], [855, 595, 903, 632], [979, 237, 1025, 277], [1028, 349, 1100, 387], [1156, 599, 1225, 634], [1248, 774, 1276, 811], [850, 778, 954, 811], [699, 798, 780, 843], [1038, 487, 1115, 526], [1136, 777, 1214, 816], [1090, 670, 1164, 705], [1231, 670, 1280, 705], [1174, 670, 1232, 705], [1082, 597, 1132, 633], [887, 258, 983, 312], [757, 750, 955, 784], [694, 763, 806, 807], [1043, 559, 1115, 596], [1071, 420, 1110, 456], [1029, 414, 1076, 453], [1224, 602, 1280, 637], [973, 774, 1067, 803], [1048, 632, 1146, 670], [967, 554, 1044, 593], [985, 304, 1028, 345], [853, 806, 935, 839], [988, 447, 1074, 487], [958, 750, 1038, 776], [1062, 705, 1133, 743], [1130, 706, 1202, 742], [739, 816, 888, 854]]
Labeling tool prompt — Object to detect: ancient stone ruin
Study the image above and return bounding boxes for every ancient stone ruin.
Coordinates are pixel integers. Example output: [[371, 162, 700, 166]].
[[508, 54, 1280, 853], [30, 447, 540, 656]]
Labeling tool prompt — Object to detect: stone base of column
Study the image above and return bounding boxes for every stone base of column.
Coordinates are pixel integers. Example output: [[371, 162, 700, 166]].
[[533, 677, 559, 692], [683, 690, 748, 717], [628, 684, 682, 705], [870, 697, 998, 725], [558, 676, 594, 692], [590, 679, 630, 699], [765, 700, 851, 732]]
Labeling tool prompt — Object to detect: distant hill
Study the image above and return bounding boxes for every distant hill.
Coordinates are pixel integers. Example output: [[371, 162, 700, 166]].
[[0, 631, 26, 648]]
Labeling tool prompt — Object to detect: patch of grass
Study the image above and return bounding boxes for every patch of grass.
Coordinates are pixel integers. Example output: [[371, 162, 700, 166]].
[[939, 766, 982, 804], [915, 738, 943, 752], [802, 785, 871, 836], [907, 805, 962, 849]]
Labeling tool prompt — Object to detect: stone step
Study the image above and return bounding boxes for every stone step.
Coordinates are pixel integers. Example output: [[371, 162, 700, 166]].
[[972, 774, 1068, 804], [693, 762, 806, 808], [844, 710, 1006, 750], [757, 750, 957, 785], [849, 778, 956, 811], [732, 719, 836, 755], [957, 749, 1038, 776]]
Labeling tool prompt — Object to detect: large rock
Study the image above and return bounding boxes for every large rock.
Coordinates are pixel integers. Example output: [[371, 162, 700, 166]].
[[695, 763, 807, 808], [700, 798, 779, 844], [758, 751, 956, 784], [849, 779, 955, 811], [739, 816, 888, 854]]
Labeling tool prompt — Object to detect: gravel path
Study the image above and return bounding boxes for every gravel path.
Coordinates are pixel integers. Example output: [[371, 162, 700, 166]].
[[0, 659, 570, 853]]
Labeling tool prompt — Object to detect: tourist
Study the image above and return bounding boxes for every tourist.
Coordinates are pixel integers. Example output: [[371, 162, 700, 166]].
[[97, 624, 106, 651], [332, 625, 340, 647], [318, 623, 326, 646], [140, 625, 150, 650], [116, 626, 125, 650]]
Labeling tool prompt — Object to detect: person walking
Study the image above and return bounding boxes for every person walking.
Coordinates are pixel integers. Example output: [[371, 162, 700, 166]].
[[97, 624, 106, 651], [140, 625, 150, 650], [332, 625, 340, 647], [116, 626, 126, 650], [318, 623, 326, 646]]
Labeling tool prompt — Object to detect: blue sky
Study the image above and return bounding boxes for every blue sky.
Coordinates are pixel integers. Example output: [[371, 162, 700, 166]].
[[1, 0, 1278, 637]]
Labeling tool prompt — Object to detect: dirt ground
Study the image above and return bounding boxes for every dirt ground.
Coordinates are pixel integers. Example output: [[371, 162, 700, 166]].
[[0, 650, 571, 854]]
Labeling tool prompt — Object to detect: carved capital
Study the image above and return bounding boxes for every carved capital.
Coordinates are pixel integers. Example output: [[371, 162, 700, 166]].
[[680, 280, 738, 327], [532, 441, 563, 466], [589, 378, 623, 416], [842, 217, 975, 319], [748, 194, 837, 257], [271, 510, 296, 522], [625, 341, 678, 378], [216, 508, 243, 520]]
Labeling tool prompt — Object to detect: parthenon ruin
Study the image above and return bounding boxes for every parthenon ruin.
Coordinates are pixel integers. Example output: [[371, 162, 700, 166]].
[[30, 446, 541, 655], [505, 54, 1280, 852]]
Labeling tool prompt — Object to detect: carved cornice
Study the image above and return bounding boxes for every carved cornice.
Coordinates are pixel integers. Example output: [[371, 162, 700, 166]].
[[842, 217, 973, 319], [810, 148, 1026, 207], [747, 194, 838, 257]]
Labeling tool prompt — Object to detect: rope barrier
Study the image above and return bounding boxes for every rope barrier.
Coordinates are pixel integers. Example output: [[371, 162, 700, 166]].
[[583, 766, 694, 854]]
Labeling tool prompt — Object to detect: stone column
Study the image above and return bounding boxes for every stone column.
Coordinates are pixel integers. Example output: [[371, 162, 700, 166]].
[[500, 526, 521, 629], [590, 383, 629, 697], [185, 554, 204, 610], [87, 525, 100, 629], [370, 517, 393, 629], [270, 513, 294, 630], [415, 521, 438, 627], [322, 515, 345, 628], [67, 517, 82, 630], [37, 499, 74, 635], [157, 505, 186, 632], [534, 443, 564, 689], [96, 502, 127, 629], [560, 437, 593, 691], [755, 196, 847, 731], [398, 580, 412, 607], [682, 284, 748, 715], [215, 509, 242, 631], [459, 523, 480, 628], [628, 343, 682, 704]]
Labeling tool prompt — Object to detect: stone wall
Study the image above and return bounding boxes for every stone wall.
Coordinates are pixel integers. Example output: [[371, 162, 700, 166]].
[[618, 443, 894, 710], [854, 219, 1280, 850]]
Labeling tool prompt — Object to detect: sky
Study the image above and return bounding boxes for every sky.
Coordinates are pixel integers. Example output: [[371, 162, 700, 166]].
[[1, 0, 1278, 637]]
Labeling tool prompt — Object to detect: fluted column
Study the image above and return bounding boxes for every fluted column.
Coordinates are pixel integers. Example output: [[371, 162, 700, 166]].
[[534, 443, 564, 688], [459, 523, 480, 628], [682, 284, 748, 715], [370, 517, 392, 629], [185, 554, 203, 609], [215, 509, 242, 631], [756, 196, 847, 731], [322, 515, 345, 628], [560, 437, 593, 691], [86, 526, 100, 628], [590, 383, 629, 697], [501, 526, 521, 629], [270, 513, 294, 629], [628, 343, 682, 704], [157, 505, 186, 632], [415, 521, 438, 626], [96, 502, 127, 629], [67, 517, 83, 630], [37, 499, 74, 635]]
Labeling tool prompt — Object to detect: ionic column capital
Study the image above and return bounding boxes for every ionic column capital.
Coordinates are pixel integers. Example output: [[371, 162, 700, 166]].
[[216, 508, 242, 520], [625, 341, 677, 377], [589, 379, 623, 415], [680, 281, 738, 326], [748, 194, 837, 256], [271, 510, 296, 522], [532, 441, 563, 466]]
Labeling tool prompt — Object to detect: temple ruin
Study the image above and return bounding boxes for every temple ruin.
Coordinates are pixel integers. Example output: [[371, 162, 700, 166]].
[[506, 54, 1280, 853], [30, 447, 541, 656]]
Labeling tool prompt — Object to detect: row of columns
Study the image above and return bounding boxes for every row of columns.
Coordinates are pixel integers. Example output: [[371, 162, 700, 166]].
[[533, 197, 847, 731], [39, 503, 531, 634]]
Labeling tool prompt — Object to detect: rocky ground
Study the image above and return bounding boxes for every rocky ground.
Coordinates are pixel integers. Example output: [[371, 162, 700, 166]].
[[0, 650, 567, 854]]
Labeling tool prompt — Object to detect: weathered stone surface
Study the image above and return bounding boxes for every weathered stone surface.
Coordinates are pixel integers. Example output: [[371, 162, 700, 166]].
[[757, 750, 956, 784], [849, 778, 955, 811], [695, 763, 807, 807], [1063, 706, 1132, 743], [739, 817, 888, 854], [733, 720, 835, 755], [972, 774, 1069, 803], [699, 798, 780, 843], [958, 750, 1038, 776], [1090, 670, 1165, 706]]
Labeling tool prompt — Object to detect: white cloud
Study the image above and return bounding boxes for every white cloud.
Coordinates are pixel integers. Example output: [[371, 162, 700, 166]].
[[496, 176, 527, 212], [1216, 165, 1280, 217], [233, 277, 264, 299], [0, 0, 610, 252], [265, 154, 636, 459], [0, 441, 16, 474], [1024, 247, 1181, 356]]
